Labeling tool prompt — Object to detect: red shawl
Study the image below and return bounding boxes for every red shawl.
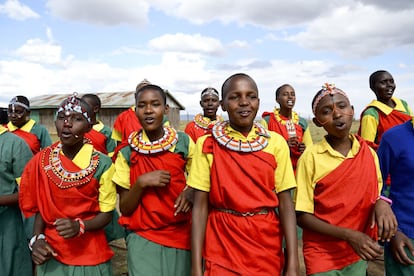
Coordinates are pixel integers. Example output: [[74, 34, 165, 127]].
[[202, 136, 283, 275], [11, 128, 40, 154], [262, 111, 304, 171], [19, 145, 113, 265], [358, 108, 411, 150], [303, 138, 379, 274], [113, 108, 141, 143], [85, 128, 108, 154], [118, 150, 191, 250]]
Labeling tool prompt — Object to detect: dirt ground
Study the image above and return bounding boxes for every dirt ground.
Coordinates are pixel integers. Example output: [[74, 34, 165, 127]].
[[110, 239, 385, 276]]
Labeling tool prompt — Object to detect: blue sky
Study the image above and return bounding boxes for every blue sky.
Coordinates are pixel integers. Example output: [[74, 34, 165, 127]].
[[1, 0, 414, 119]]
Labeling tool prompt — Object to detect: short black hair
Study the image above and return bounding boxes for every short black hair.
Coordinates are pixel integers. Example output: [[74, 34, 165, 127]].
[[369, 70, 390, 90], [135, 84, 167, 105], [81, 93, 101, 109], [221, 73, 258, 99], [275, 84, 292, 98]]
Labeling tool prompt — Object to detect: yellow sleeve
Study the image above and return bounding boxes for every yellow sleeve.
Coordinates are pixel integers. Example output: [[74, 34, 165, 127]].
[[112, 151, 131, 190], [267, 132, 297, 193], [360, 114, 378, 142], [111, 129, 122, 142], [259, 118, 269, 129], [302, 127, 313, 146], [370, 147, 383, 195], [185, 138, 195, 174], [294, 149, 316, 213], [98, 164, 117, 212], [186, 136, 213, 192]]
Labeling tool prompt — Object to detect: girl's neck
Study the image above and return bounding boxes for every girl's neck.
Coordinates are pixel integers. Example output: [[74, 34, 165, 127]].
[[325, 134, 352, 157], [61, 142, 83, 160], [379, 98, 395, 108], [279, 107, 292, 118], [145, 128, 165, 142]]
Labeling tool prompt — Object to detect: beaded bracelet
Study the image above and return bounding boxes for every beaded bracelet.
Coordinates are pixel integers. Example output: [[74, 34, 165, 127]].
[[75, 218, 85, 236], [377, 195, 393, 206]]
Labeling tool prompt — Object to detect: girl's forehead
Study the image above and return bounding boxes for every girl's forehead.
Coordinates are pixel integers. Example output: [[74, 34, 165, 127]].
[[318, 93, 349, 105], [137, 89, 163, 100]]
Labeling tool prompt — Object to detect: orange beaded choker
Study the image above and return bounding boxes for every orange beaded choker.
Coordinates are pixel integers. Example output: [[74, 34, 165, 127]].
[[212, 121, 269, 152], [42, 143, 99, 189], [128, 126, 178, 154]]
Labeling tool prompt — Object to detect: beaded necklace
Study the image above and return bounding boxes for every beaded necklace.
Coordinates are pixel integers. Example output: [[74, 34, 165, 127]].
[[194, 113, 223, 130], [273, 108, 299, 125], [274, 108, 298, 137], [212, 121, 269, 152], [42, 143, 99, 189], [129, 126, 178, 154]]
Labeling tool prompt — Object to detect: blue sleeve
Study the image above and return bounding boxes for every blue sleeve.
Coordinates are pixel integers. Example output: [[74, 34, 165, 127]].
[[377, 138, 395, 196]]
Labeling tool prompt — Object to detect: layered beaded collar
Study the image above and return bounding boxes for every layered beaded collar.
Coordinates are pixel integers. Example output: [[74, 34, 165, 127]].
[[273, 108, 299, 125], [42, 142, 99, 189], [212, 121, 270, 152], [128, 126, 178, 154], [194, 113, 223, 130]]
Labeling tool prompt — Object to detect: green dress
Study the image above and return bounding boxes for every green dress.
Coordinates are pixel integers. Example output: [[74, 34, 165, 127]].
[[0, 129, 33, 276]]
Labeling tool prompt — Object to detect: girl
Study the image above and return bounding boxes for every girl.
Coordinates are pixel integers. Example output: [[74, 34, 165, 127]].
[[295, 84, 397, 275], [113, 84, 194, 276], [189, 73, 299, 275], [358, 70, 412, 150], [261, 84, 312, 172], [19, 94, 117, 275], [184, 87, 223, 142]]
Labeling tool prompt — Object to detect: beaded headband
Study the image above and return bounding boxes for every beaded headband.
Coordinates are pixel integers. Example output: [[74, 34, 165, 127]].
[[312, 83, 348, 115], [201, 87, 219, 99], [57, 92, 91, 123], [9, 97, 30, 111]]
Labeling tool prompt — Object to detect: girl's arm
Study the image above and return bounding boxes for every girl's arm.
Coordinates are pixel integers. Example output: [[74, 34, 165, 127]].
[[297, 211, 383, 260], [0, 192, 18, 206], [117, 170, 170, 216], [54, 211, 113, 239], [278, 189, 299, 276], [191, 189, 208, 276], [31, 213, 57, 265]]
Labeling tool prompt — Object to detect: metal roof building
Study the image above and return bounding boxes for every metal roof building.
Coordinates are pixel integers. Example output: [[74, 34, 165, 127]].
[[29, 91, 185, 136]]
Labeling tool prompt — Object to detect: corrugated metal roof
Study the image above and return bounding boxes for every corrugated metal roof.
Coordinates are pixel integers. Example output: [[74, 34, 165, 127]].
[[30, 90, 185, 110]]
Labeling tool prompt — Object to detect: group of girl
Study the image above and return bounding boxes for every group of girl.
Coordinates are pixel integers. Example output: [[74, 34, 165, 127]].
[[1, 69, 412, 276]]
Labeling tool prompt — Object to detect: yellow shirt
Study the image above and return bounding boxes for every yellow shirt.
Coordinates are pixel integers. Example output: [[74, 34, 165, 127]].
[[360, 97, 413, 142], [67, 143, 117, 212], [295, 134, 382, 213], [187, 124, 296, 193]]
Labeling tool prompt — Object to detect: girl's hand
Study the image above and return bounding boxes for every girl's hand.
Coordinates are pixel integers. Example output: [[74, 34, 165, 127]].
[[31, 239, 57, 265], [287, 137, 298, 148], [174, 186, 194, 216], [390, 231, 414, 265], [345, 229, 383, 261], [297, 142, 306, 153], [372, 198, 397, 242], [136, 170, 170, 188], [54, 218, 81, 238]]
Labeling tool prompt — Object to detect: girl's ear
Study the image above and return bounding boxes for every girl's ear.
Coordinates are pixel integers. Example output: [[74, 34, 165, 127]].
[[164, 104, 170, 114], [220, 100, 226, 112], [312, 117, 322, 127]]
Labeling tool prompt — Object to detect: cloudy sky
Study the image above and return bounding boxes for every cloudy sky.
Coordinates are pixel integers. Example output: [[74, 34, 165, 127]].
[[1, 0, 414, 119]]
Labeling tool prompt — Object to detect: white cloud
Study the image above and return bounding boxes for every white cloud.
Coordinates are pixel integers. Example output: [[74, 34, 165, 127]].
[[148, 33, 225, 56], [286, 4, 414, 58], [228, 40, 249, 49], [46, 0, 149, 26], [0, 0, 39, 20], [14, 28, 69, 66]]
